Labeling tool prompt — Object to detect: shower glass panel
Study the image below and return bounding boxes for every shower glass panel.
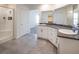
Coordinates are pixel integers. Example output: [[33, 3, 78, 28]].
[[0, 7, 13, 43], [73, 4, 79, 27]]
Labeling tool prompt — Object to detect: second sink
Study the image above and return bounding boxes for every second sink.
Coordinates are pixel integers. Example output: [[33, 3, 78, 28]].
[[58, 29, 77, 35]]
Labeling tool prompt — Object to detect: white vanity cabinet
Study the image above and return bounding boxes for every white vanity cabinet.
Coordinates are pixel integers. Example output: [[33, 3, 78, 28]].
[[37, 26, 48, 40], [47, 27, 58, 47], [37, 26, 58, 47], [58, 37, 79, 54]]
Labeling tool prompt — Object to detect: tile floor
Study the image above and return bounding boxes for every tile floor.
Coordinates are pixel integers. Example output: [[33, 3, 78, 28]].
[[0, 34, 56, 54]]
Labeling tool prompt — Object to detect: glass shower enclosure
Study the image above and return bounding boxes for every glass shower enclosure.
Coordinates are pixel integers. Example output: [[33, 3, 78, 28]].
[[0, 7, 13, 44]]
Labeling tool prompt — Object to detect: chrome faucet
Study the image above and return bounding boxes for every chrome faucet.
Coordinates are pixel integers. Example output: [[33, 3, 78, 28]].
[[73, 23, 79, 35], [77, 23, 79, 34]]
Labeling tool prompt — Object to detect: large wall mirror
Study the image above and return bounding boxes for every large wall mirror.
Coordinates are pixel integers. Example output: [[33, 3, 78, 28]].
[[73, 4, 79, 27], [40, 4, 79, 27], [53, 4, 79, 27]]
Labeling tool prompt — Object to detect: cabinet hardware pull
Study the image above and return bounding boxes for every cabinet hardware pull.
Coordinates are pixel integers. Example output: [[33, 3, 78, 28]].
[[56, 39, 58, 44]]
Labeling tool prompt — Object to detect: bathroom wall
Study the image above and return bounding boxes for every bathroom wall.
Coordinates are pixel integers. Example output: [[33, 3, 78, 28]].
[[0, 4, 16, 9], [15, 4, 30, 39]]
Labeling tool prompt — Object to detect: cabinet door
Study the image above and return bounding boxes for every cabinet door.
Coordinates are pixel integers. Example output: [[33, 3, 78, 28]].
[[42, 26, 48, 39], [58, 37, 79, 54], [52, 28, 58, 47], [37, 26, 43, 38], [48, 27, 58, 47], [37, 26, 48, 40]]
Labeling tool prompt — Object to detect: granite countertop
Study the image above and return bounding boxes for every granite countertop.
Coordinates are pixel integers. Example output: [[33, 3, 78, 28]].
[[39, 24, 79, 40], [39, 23, 72, 29]]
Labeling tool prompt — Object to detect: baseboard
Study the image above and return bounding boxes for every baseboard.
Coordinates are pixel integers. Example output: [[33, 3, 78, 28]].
[[16, 33, 30, 39], [0, 35, 13, 44], [37, 37, 58, 48]]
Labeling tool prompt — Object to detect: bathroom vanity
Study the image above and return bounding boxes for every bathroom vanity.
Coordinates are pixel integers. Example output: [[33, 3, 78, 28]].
[[58, 29, 79, 54], [58, 37, 79, 54], [37, 24, 58, 47], [37, 24, 79, 54], [37, 4, 79, 54]]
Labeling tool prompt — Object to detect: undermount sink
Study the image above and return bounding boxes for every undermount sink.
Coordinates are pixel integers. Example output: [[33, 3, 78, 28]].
[[58, 29, 77, 35]]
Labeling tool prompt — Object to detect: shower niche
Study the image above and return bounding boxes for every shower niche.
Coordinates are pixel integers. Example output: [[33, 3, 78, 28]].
[[0, 7, 13, 44]]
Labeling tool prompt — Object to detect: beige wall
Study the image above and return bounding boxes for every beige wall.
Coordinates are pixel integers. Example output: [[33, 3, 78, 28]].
[[0, 4, 16, 9]]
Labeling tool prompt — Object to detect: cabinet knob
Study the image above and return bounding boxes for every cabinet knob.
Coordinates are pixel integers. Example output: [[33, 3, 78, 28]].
[[41, 29, 43, 32]]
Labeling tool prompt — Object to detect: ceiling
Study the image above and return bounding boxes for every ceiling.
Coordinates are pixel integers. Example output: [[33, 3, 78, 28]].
[[25, 4, 41, 10], [25, 4, 68, 11]]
